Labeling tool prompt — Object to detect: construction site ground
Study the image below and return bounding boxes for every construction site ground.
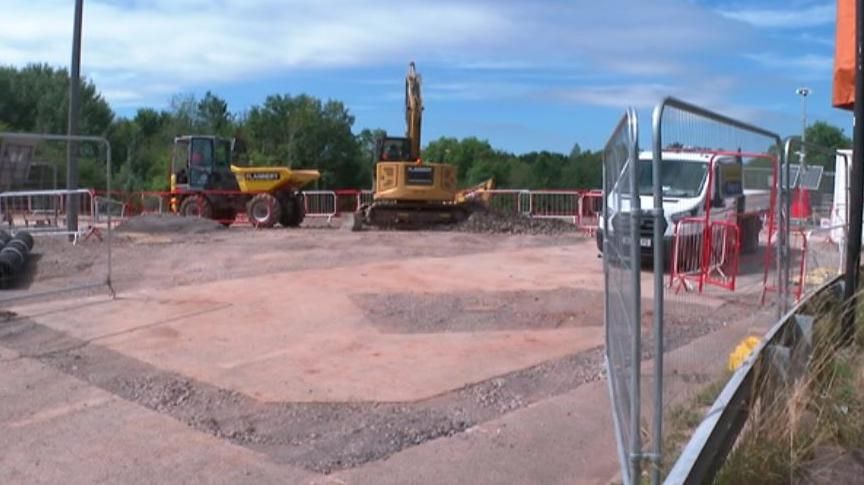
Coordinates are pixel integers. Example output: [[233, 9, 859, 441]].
[[0, 217, 775, 484]]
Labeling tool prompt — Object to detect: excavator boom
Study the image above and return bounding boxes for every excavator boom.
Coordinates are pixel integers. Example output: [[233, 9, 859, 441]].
[[405, 62, 422, 161]]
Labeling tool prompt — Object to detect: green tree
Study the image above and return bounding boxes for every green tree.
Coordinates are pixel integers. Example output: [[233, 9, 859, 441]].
[[196, 91, 233, 136], [245, 94, 364, 188], [424, 136, 498, 184], [805, 121, 851, 151], [803, 121, 852, 168], [0, 64, 113, 135]]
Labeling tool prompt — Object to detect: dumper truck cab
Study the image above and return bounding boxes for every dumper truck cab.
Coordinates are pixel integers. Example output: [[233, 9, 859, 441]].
[[169, 135, 320, 228], [597, 150, 772, 265]]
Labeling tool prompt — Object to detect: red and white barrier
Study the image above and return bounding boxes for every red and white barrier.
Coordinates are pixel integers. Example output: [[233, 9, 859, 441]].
[[303, 191, 338, 221], [486, 190, 529, 217], [704, 220, 740, 291], [669, 216, 741, 294], [528, 190, 580, 223], [579, 190, 603, 235]]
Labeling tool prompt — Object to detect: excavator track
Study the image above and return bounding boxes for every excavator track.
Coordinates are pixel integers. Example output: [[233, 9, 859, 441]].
[[354, 201, 482, 230]]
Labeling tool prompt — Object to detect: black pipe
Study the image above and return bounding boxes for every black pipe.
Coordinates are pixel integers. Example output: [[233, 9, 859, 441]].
[[844, 0, 864, 344], [0, 231, 33, 290]]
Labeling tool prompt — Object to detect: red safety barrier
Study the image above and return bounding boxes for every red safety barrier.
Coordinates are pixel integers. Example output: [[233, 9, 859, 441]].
[[669, 216, 741, 294], [528, 190, 581, 223], [87, 187, 615, 231], [578, 190, 603, 235], [704, 220, 740, 291], [484, 190, 528, 216], [669, 217, 708, 293]]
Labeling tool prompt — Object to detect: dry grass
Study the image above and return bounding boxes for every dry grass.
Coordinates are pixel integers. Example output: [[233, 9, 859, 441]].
[[713, 290, 864, 484], [656, 376, 729, 479]]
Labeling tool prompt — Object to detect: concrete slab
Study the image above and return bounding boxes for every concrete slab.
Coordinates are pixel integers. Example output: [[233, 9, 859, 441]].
[[0, 356, 315, 485], [12, 245, 610, 402], [316, 380, 620, 485]]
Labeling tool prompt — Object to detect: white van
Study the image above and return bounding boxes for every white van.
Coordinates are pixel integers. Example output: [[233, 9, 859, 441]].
[[597, 151, 773, 265]]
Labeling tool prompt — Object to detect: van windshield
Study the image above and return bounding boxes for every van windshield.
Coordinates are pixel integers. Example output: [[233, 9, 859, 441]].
[[638, 159, 708, 198]]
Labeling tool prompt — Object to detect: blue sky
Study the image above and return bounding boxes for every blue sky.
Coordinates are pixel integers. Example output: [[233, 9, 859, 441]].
[[1, 0, 850, 154]]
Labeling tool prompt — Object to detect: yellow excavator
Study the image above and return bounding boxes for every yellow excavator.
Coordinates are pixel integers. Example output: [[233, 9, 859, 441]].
[[353, 62, 494, 229]]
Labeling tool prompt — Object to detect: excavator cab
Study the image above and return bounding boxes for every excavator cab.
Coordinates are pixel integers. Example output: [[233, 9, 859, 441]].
[[376, 137, 413, 162]]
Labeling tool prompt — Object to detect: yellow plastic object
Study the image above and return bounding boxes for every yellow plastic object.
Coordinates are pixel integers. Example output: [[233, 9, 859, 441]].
[[728, 336, 761, 371], [230, 165, 320, 193]]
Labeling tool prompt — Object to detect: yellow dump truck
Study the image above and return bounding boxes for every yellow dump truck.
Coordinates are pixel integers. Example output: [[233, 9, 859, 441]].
[[169, 135, 320, 228]]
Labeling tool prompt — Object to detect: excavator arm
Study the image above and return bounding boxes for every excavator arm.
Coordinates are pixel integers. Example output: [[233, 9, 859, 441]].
[[405, 62, 423, 161]]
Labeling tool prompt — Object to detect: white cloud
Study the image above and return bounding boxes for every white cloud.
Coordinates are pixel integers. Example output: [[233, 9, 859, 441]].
[[747, 53, 833, 74], [552, 84, 676, 108], [0, 0, 750, 108], [550, 75, 742, 110], [718, 4, 835, 28]]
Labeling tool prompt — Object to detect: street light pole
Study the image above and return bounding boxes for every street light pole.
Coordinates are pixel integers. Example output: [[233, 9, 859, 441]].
[[66, 0, 84, 238], [796, 87, 811, 162]]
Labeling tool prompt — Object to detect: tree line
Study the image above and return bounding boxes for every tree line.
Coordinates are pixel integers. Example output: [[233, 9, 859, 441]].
[[0, 64, 852, 194]]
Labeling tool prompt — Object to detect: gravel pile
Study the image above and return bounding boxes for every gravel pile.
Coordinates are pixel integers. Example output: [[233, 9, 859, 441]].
[[115, 214, 225, 234], [452, 211, 578, 235]]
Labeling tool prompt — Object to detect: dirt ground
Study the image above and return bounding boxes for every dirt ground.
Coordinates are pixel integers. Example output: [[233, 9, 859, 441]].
[[0, 216, 769, 483]]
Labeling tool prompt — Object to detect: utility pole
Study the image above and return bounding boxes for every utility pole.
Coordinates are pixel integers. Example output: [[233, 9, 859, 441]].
[[843, 0, 864, 344], [66, 0, 84, 238]]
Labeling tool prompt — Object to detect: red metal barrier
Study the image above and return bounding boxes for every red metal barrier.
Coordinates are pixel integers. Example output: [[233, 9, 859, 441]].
[[669, 217, 741, 293], [579, 190, 603, 235], [704, 220, 740, 291], [669, 217, 708, 293], [92, 187, 613, 231]]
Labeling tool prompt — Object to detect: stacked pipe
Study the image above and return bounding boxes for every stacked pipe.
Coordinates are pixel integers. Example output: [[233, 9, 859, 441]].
[[0, 230, 34, 289]]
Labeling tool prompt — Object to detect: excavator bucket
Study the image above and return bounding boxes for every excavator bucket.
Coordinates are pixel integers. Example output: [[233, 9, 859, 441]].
[[456, 178, 495, 205]]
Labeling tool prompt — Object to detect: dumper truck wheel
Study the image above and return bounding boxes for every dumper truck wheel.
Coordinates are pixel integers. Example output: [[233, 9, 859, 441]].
[[280, 195, 305, 227], [247, 193, 281, 228], [179, 195, 213, 219]]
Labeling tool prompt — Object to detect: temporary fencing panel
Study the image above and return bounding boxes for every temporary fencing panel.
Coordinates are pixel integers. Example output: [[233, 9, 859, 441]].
[[579, 190, 603, 235], [303, 191, 337, 220], [801, 224, 846, 296], [704, 220, 741, 291], [651, 98, 784, 484], [0, 189, 96, 239], [0, 132, 114, 304], [334, 189, 365, 214], [528, 191, 580, 223], [93, 196, 127, 229], [486, 189, 529, 217], [669, 217, 709, 294], [669, 217, 742, 293], [602, 108, 643, 484]]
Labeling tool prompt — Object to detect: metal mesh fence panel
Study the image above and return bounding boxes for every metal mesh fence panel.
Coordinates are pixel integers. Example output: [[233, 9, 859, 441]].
[[0, 133, 114, 305], [649, 99, 783, 481], [783, 139, 850, 301], [602, 108, 641, 484]]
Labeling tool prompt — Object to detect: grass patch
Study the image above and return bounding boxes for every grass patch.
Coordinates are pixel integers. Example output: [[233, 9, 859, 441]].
[[657, 372, 731, 479], [713, 289, 864, 484]]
